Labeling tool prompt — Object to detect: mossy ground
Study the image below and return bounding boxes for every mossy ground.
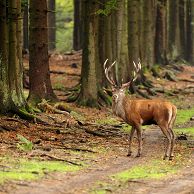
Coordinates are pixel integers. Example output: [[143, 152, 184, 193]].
[[176, 108, 194, 125], [0, 157, 81, 184], [91, 151, 191, 194]]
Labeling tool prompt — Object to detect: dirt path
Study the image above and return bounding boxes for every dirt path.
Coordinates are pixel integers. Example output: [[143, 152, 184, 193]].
[[3, 129, 194, 194]]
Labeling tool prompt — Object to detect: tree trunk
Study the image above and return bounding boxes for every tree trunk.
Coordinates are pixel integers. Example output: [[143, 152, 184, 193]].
[[73, 0, 82, 51], [28, 0, 57, 105], [128, 0, 140, 70], [142, 0, 156, 68], [0, 0, 11, 111], [167, 0, 181, 61], [8, 0, 26, 108], [188, 0, 194, 64], [179, 0, 187, 59], [23, 4, 29, 51], [155, 0, 167, 65], [114, 0, 129, 84], [77, 0, 99, 107], [48, 0, 56, 51]]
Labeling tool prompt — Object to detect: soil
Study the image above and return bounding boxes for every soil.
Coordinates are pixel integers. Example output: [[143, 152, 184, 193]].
[[0, 53, 194, 194]]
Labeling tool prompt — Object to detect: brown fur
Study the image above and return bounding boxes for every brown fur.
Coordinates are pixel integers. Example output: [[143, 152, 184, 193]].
[[112, 93, 177, 160], [104, 59, 177, 160]]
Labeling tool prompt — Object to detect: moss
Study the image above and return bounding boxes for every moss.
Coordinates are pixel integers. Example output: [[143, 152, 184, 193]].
[[113, 160, 177, 181], [121, 124, 131, 133], [0, 157, 81, 184], [176, 108, 194, 125], [95, 117, 119, 125], [53, 82, 66, 91], [70, 111, 86, 122], [175, 127, 194, 136], [91, 189, 108, 194], [17, 108, 36, 120]]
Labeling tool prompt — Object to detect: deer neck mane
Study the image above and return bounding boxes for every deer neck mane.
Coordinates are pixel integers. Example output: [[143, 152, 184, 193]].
[[112, 95, 127, 121]]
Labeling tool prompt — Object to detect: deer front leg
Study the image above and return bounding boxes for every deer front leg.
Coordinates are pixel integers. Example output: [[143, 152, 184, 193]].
[[127, 126, 135, 156], [136, 126, 143, 157]]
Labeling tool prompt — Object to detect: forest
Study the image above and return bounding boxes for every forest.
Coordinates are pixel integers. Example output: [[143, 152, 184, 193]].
[[0, 0, 194, 193]]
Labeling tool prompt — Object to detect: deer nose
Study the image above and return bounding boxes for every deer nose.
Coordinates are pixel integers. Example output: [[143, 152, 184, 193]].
[[112, 94, 118, 101]]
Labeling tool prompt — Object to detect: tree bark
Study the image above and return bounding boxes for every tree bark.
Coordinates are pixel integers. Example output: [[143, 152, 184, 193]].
[[128, 0, 140, 70], [77, 0, 99, 107], [167, 0, 181, 61], [48, 0, 56, 51], [23, 4, 29, 51], [188, 0, 194, 63], [0, 0, 11, 111], [73, 0, 82, 51], [8, 0, 26, 108], [28, 0, 57, 105], [142, 0, 157, 68], [155, 0, 167, 65]]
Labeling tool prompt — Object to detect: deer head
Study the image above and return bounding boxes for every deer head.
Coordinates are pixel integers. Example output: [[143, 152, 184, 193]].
[[103, 59, 141, 103]]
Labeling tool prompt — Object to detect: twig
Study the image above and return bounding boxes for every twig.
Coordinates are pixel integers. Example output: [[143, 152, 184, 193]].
[[4, 117, 30, 128], [63, 146, 97, 153], [40, 153, 82, 166], [84, 128, 108, 137], [50, 70, 80, 76], [42, 144, 97, 153]]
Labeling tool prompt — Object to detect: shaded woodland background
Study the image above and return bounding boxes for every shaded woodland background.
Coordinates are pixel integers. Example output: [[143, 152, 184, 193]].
[[0, 0, 194, 113]]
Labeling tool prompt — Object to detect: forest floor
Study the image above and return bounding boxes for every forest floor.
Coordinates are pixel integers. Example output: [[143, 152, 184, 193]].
[[0, 52, 194, 194]]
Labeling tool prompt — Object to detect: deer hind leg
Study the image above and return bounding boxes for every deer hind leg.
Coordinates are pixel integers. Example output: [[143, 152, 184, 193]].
[[169, 129, 175, 160], [136, 126, 143, 157], [168, 112, 176, 160], [127, 126, 135, 156], [159, 125, 172, 160]]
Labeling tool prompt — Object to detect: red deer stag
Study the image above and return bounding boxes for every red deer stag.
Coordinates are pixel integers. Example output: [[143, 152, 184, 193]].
[[104, 59, 177, 160]]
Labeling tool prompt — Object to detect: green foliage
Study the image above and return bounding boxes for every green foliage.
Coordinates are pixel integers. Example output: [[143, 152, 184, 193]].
[[17, 135, 33, 152], [96, 0, 118, 16], [176, 108, 194, 125], [0, 157, 81, 183], [21, 0, 28, 7], [56, 0, 73, 52]]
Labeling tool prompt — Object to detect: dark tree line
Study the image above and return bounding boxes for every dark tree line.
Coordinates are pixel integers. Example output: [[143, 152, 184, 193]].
[[0, 0, 56, 114], [0, 0, 194, 114]]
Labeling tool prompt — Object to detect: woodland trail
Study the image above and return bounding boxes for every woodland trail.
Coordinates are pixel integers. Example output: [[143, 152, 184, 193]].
[[4, 129, 194, 194]]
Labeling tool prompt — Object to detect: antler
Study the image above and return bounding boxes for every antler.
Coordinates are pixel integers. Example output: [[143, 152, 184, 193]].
[[121, 60, 142, 88], [103, 59, 117, 86]]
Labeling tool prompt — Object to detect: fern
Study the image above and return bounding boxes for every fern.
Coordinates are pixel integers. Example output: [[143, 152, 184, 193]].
[[17, 135, 33, 152], [96, 0, 118, 16]]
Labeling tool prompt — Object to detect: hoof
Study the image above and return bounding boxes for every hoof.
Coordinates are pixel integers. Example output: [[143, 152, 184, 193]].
[[135, 153, 141, 158], [127, 152, 132, 157], [169, 156, 174, 161], [163, 155, 169, 160]]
